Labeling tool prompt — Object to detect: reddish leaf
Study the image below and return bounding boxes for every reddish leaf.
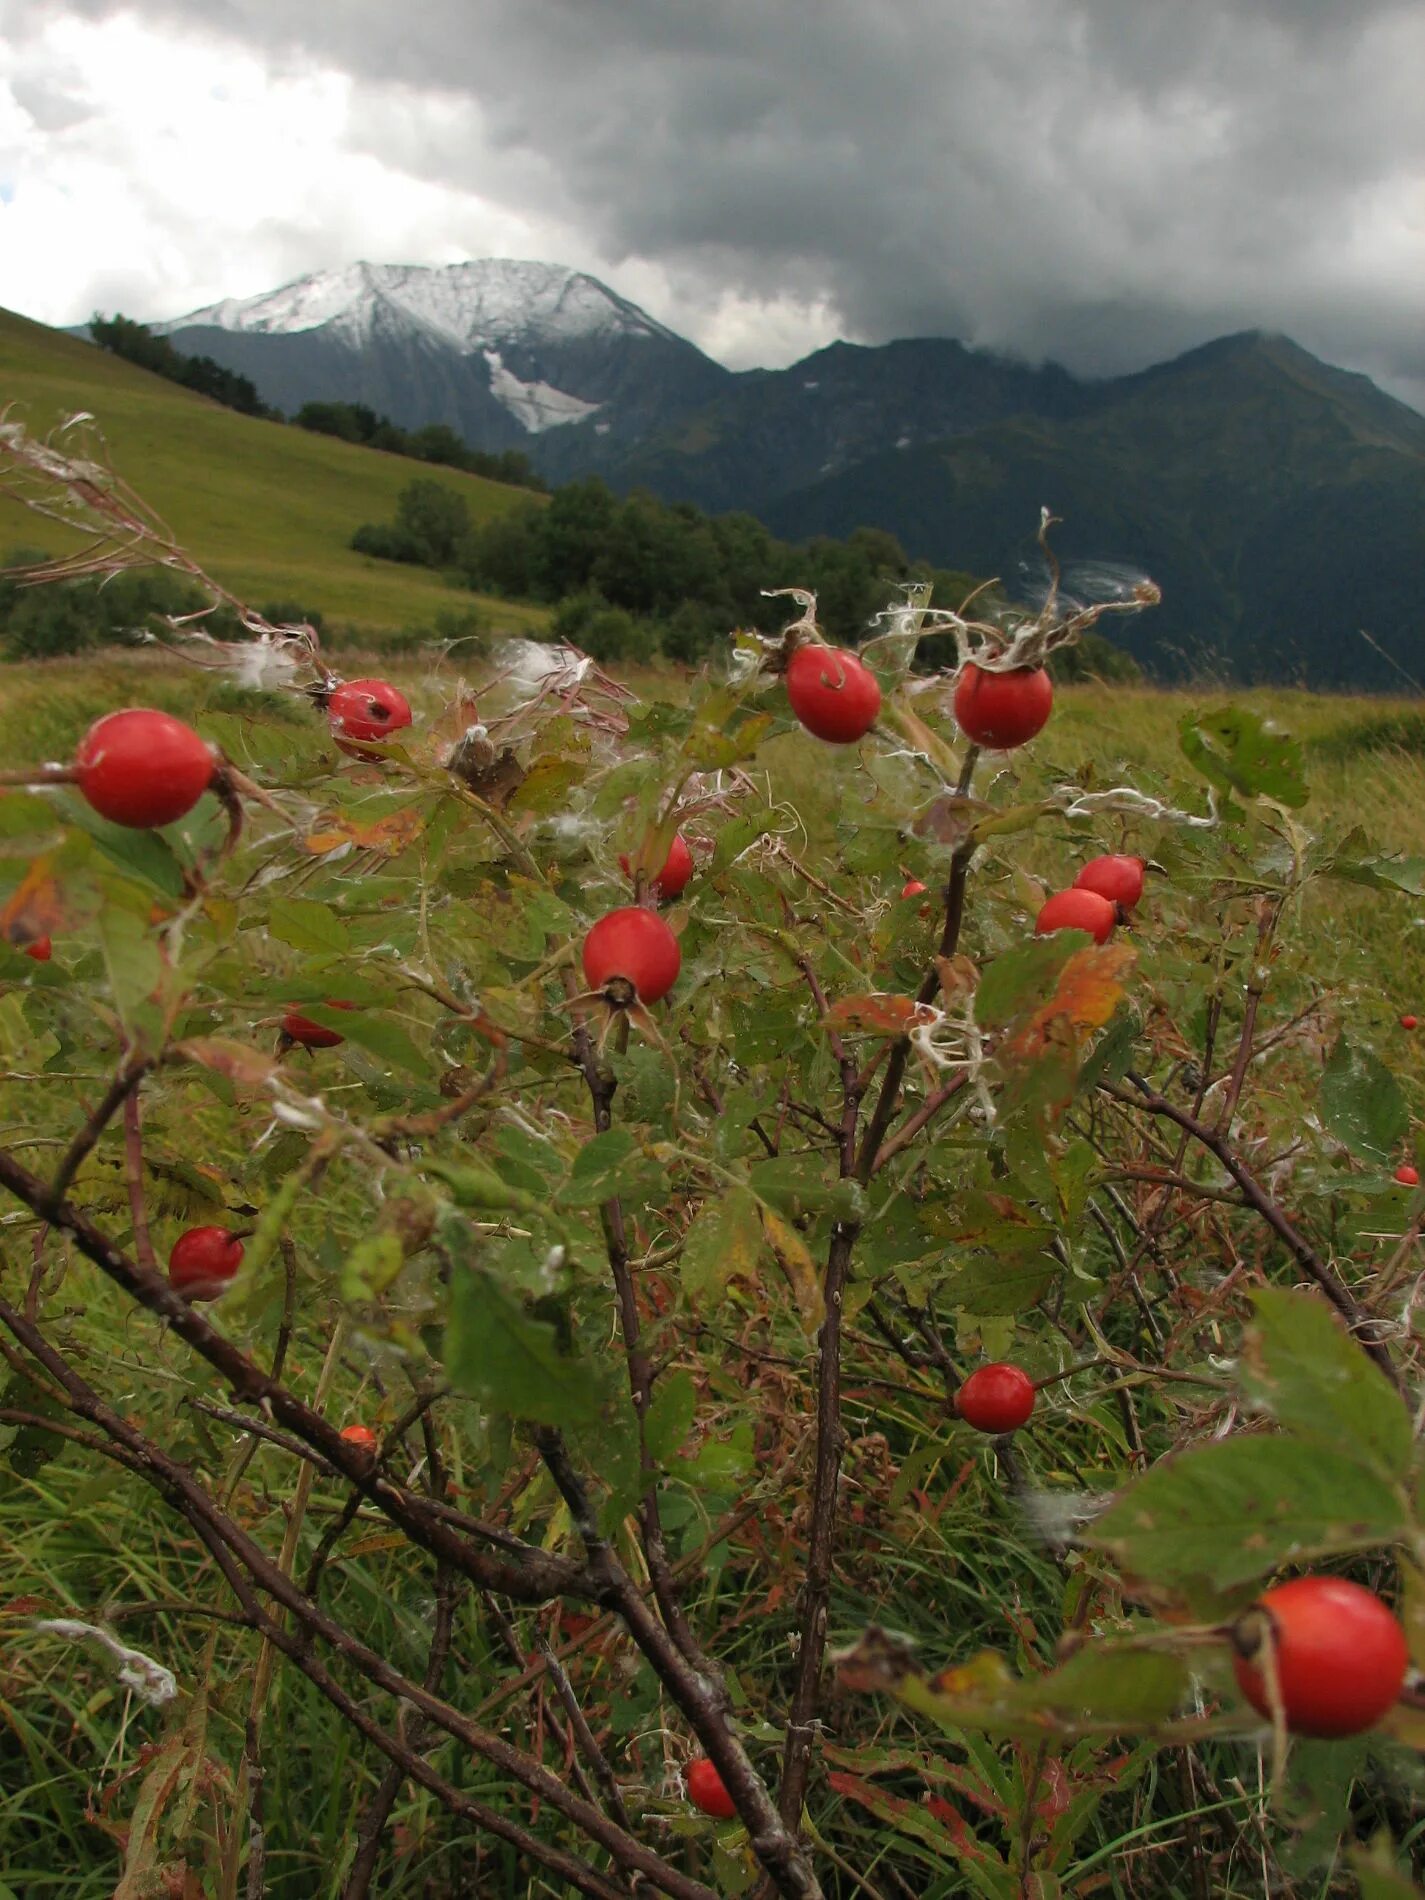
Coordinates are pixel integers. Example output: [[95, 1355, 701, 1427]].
[[0, 857, 65, 943], [305, 806, 424, 857], [1001, 942, 1135, 1065], [824, 993, 935, 1037]]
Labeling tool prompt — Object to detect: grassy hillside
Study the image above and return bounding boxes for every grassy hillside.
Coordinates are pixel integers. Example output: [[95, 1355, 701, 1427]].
[[0, 307, 548, 636]]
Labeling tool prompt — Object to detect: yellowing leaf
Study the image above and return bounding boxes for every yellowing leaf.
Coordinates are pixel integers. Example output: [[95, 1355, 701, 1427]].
[[681, 1185, 763, 1304], [305, 806, 424, 857], [0, 856, 65, 945], [177, 1036, 280, 1093], [761, 1206, 824, 1332], [1002, 942, 1135, 1064]]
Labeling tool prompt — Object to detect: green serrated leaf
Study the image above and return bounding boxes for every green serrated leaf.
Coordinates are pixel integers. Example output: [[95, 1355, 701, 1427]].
[[96, 900, 164, 1023], [681, 1185, 763, 1303], [423, 1156, 544, 1216], [340, 1230, 405, 1305], [1242, 1289, 1411, 1481], [445, 1254, 610, 1432], [645, 1369, 697, 1468], [267, 896, 351, 955], [1088, 1434, 1406, 1590], [508, 755, 585, 815], [975, 935, 1077, 1030], [560, 1128, 639, 1206], [749, 1152, 834, 1215], [63, 797, 189, 897], [1179, 705, 1308, 808], [1319, 1035, 1408, 1164], [942, 1255, 1056, 1317], [1321, 828, 1425, 897]]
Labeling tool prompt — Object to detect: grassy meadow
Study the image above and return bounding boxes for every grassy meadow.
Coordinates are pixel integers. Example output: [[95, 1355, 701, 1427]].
[[0, 306, 548, 637]]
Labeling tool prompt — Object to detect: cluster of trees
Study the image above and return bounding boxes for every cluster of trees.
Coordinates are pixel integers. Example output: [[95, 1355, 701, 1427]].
[[352, 475, 1142, 675], [293, 402, 544, 491], [88, 315, 275, 419], [353, 476, 975, 663]]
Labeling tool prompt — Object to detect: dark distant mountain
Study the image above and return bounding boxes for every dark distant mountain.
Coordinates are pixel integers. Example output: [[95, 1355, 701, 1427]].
[[144, 261, 1424, 687], [157, 260, 730, 454], [762, 333, 1425, 686], [536, 335, 1088, 505]]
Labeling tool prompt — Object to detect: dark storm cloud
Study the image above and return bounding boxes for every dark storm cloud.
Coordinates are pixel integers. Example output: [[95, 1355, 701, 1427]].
[[40, 0, 1425, 402]]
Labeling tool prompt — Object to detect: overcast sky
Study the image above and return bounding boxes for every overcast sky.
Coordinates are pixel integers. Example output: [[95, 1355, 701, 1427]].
[[2, 0, 1422, 408]]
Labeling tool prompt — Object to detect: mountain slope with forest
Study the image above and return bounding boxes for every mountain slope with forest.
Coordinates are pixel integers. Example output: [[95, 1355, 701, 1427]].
[[762, 333, 1425, 685], [75, 257, 1425, 685]]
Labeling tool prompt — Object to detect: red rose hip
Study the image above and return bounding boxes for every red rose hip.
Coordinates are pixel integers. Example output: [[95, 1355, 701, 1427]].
[[582, 907, 681, 1004], [1396, 1164, 1420, 1187], [619, 832, 694, 900], [1231, 1576, 1408, 1738], [328, 678, 413, 754], [901, 879, 928, 899], [339, 1423, 380, 1454], [168, 1226, 245, 1301], [953, 663, 1053, 749], [1074, 854, 1146, 909], [1402, 1014, 1419, 1031], [23, 936, 52, 962], [956, 1363, 1036, 1434], [75, 708, 214, 828], [785, 644, 881, 744], [1035, 888, 1117, 944], [686, 1755, 737, 1819]]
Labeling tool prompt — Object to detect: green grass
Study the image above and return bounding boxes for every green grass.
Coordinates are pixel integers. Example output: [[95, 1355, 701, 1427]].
[[0, 306, 549, 638]]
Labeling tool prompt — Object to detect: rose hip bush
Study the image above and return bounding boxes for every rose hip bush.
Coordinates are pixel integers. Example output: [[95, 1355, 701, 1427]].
[[0, 437, 1423, 1897]]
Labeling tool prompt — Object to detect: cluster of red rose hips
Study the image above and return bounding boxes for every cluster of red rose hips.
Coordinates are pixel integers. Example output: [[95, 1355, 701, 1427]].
[[774, 634, 1058, 757], [1035, 852, 1146, 944]]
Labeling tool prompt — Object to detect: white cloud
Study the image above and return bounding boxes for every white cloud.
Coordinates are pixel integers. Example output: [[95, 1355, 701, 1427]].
[[0, 10, 841, 369]]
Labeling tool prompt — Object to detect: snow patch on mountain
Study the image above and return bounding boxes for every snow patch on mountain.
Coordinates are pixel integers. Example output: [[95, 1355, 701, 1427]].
[[482, 351, 602, 434]]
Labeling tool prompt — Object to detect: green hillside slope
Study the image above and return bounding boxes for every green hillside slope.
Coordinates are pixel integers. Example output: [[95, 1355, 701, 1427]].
[[0, 308, 546, 635]]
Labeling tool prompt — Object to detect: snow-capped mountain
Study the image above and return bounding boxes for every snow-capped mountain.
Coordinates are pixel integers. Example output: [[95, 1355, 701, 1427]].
[[159, 259, 729, 447]]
